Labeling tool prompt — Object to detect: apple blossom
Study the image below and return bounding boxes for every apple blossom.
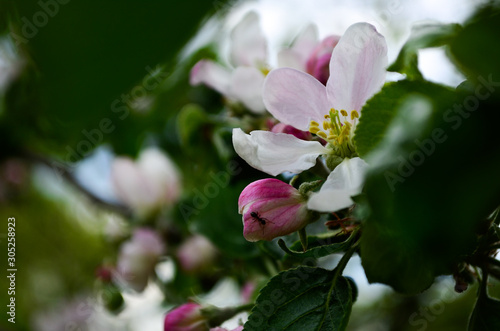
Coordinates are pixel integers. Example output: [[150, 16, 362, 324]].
[[233, 23, 387, 212], [277, 24, 319, 71], [305, 35, 341, 85], [177, 235, 218, 273], [191, 15, 340, 115], [278, 25, 340, 85], [164, 303, 207, 331], [111, 147, 181, 217], [190, 12, 267, 113], [238, 178, 314, 241], [33, 296, 108, 331], [262, 23, 387, 155], [116, 228, 165, 292]]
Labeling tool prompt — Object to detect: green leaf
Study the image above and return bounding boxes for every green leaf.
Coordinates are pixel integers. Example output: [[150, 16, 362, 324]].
[[244, 267, 355, 331], [360, 85, 500, 294], [388, 23, 461, 80], [2, 1, 228, 156], [354, 80, 455, 157], [187, 182, 258, 259], [278, 232, 354, 262], [360, 10, 500, 294], [469, 282, 500, 330], [177, 104, 208, 146], [450, 6, 500, 83]]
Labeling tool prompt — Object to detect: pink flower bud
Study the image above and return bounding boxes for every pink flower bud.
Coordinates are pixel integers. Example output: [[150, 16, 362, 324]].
[[164, 303, 206, 331], [238, 179, 309, 241], [177, 235, 218, 273], [305, 35, 340, 85], [117, 228, 165, 292], [241, 281, 256, 303], [95, 265, 113, 283], [271, 123, 312, 141]]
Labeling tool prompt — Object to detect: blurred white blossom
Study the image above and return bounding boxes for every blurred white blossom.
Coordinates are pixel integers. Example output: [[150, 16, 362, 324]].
[[111, 148, 181, 217], [116, 228, 165, 292], [0, 36, 22, 93], [176, 235, 218, 273]]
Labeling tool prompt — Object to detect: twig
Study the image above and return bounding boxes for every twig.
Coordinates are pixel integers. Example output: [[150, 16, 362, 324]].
[[25, 152, 133, 218]]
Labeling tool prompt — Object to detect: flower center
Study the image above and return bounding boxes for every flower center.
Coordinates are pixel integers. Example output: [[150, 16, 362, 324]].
[[308, 108, 359, 158], [260, 66, 270, 76]]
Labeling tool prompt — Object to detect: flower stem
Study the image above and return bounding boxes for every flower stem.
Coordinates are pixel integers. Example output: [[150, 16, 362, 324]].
[[489, 243, 500, 250], [299, 227, 308, 251], [332, 237, 360, 283], [479, 268, 489, 297], [324, 237, 360, 312], [264, 257, 278, 277], [205, 303, 254, 327], [490, 207, 500, 224], [487, 257, 500, 268], [234, 303, 255, 313], [289, 174, 299, 187]]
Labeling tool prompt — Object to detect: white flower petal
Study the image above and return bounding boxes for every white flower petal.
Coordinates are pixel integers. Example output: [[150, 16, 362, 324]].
[[0, 37, 22, 92], [326, 23, 387, 115], [263, 68, 329, 131], [307, 189, 358, 213], [137, 148, 181, 204], [232, 128, 328, 176], [277, 49, 304, 71], [307, 157, 368, 212], [277, 24, 318, 71], [291, 24, 319, 63], [322, 157, 367, 191], [111, 158, 157, 209], [229, 67, 266, 113], [190, 60, 232, 95], [230, 11, 267, 67]]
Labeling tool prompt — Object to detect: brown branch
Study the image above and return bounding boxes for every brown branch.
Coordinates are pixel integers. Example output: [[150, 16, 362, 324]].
[[25, 152, 133, 218]]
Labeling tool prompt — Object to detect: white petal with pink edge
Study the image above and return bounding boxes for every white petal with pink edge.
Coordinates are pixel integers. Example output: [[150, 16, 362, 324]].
[[230, 11, 267, 67], [326, 23, 387, 119], [229, 66, 266, 113], [263, 68, 329, 131], [277, 24, 318, 71], [232, 128, 328, 176], [307, 157, 368, 212], [190, 60, 232, 95]]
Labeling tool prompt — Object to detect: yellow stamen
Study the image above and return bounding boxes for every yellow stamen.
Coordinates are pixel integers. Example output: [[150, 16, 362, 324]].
[[309, 126, 320, 134], [340, 109, 348, 117], [310, 120, 319, 127], [317, 131, 327, 139], [351, 110, 360, 120], [260, 67, 270, 76], [322, 121, 330, 131]]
